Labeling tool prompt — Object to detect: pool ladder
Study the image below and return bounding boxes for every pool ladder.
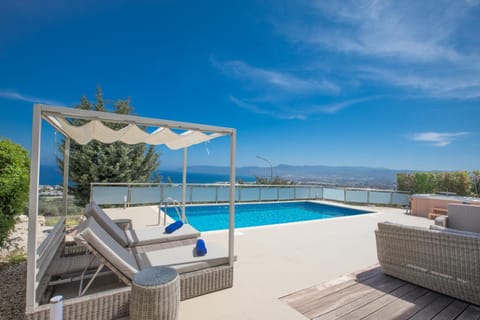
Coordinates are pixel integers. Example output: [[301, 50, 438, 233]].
[[160, 197, 189, 225]]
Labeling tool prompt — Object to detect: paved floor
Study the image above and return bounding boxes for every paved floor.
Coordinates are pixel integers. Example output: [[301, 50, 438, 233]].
[[107, 201, 433, 320]]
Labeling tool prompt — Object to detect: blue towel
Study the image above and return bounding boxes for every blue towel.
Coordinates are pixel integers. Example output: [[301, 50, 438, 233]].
[[195, 239, 207, 256], [165, 220, 183, 234]]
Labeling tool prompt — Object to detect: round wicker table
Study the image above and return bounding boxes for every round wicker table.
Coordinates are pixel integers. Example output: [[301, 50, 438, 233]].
[[130, 266, 180, 320]]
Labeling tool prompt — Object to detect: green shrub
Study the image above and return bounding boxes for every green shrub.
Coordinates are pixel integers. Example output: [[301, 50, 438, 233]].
[[396, 171, 474, 196], [0, 139, 30, 247]]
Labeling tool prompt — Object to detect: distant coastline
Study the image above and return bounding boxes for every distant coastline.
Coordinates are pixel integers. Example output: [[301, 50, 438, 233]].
[[39, 165, 256, 185]]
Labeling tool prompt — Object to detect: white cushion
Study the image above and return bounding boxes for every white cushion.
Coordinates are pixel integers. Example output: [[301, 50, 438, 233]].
[[85, 202, 129, 247], [126, 224, 201, 246], [75, 217, 139, 280], [135, 242, 229, 274]]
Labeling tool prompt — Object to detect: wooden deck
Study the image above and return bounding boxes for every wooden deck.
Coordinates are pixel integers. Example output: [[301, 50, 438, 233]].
[[280, 266, 480, 320]]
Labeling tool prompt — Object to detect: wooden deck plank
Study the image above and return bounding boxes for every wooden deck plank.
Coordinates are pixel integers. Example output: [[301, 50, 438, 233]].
[[360, 286, 430, 320], [456, 305, 480, 320], [313, 277, 406, 320], [280, 266, 382, 308], [432, 300, 469, 320], [303, 272, 401, 317], [282, 266, 480, 320], [333, 283, 420, 320], [408, 295, 454, 320]]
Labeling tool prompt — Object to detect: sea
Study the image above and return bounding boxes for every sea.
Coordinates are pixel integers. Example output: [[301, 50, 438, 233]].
[[39, 165, 255, 186]]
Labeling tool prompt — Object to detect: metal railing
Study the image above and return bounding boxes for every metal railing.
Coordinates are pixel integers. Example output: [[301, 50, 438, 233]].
[[90, 182, 409, 207]]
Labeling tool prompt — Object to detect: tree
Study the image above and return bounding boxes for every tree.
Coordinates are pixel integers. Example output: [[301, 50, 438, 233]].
[[0, 139, 30, 247], [472, 170, 480, 197], [57, 88, 160, 206]]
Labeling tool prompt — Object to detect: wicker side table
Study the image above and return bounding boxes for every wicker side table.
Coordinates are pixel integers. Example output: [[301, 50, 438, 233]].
[[130, 266, 180, 320]]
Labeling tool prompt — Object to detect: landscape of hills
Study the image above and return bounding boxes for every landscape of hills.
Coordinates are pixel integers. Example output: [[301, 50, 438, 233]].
[[177, 164, 409, 188], [40, 164, 410, 189]]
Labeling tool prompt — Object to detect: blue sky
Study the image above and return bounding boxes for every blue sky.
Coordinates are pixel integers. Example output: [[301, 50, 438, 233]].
[[0, 0, 479, 171]]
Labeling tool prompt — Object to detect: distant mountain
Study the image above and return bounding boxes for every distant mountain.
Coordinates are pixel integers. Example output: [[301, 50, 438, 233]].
[[175, 164, 412, 188], [40, 163, 411, 189]]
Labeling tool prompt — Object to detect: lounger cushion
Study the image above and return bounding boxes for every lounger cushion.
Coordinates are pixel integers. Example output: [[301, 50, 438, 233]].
[[135, 243, 229, 274], [75, 217, 139, 280], [125, 224, 201, 246], [85, 202, 129, 247]]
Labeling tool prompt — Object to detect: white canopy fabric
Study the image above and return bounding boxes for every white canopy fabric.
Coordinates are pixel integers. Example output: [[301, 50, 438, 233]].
[[47, 115, 224, 150]]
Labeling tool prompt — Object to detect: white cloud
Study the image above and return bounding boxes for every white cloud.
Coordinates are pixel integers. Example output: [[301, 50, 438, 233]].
[[288, 1, 468, 62], [358, 67, 480, 99], [212, 59, 339, 94], [229, 95, 375, 119], [274, 0, 480, 99], [316, 96, 379, 114], [0, 89, 63, 105], [229, 96, 306, 120], [411, 131, 470, 147]]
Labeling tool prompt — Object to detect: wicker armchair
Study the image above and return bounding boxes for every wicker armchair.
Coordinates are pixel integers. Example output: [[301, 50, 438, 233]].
[[375, 222, 480, 305]]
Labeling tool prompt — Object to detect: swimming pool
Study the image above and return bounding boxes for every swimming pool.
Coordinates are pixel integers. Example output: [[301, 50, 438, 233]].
[[167, 201, 373, 231]]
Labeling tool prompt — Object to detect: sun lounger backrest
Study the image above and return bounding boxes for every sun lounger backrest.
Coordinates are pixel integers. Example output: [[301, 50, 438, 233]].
[[36, 216, 66, 284], [85, 201, 129, 247], [75, 217, 139, 280]]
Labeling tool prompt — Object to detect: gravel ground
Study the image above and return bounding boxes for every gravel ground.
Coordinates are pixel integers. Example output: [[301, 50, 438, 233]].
[[0, 261, 26, 320]]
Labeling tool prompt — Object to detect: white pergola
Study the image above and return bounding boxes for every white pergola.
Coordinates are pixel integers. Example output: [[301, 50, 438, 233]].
[[26, 104, 236, 312]]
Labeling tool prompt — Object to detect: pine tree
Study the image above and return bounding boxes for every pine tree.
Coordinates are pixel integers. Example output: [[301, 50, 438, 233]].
[[57, 88, 160, 206]]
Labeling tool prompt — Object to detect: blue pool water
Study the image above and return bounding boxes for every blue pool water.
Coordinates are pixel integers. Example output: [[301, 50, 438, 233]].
[[167, 201, 372, 232]]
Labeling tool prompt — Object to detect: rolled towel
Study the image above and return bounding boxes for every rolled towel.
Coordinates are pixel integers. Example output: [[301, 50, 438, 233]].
[[165, 220, 183, 234], [195, 239, 207, 256]]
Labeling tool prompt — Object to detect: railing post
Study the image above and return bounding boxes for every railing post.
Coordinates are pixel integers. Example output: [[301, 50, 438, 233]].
[[127, 185, 131, 208], [344, 188, 347, 203], [367, 190, 370, 205], [90, 183, 93, 203], [159, 183, 163, 203]]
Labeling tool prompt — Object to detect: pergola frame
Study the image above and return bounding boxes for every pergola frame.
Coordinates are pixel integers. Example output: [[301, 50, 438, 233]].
[[26, 104, 236, 313]]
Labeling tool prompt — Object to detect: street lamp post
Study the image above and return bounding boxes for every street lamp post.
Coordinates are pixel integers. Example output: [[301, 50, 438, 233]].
[[256, 155, 273, 183]]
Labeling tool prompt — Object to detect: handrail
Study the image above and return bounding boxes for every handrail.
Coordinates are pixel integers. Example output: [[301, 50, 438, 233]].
[[162, 197, 188, 224], [91, 183, 410, 207]]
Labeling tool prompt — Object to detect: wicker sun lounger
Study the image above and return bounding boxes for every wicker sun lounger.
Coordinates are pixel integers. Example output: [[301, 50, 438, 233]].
[[85, 201, 201, 249], [27, 217, 233, 320], [375, 221, 480, 305]]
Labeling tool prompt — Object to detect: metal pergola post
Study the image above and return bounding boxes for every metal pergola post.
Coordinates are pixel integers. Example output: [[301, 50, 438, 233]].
[[182, 147, 187, 222], [63, 138, 70, 216], [228, 130, 236, 266], [26, 105, 42, 313]]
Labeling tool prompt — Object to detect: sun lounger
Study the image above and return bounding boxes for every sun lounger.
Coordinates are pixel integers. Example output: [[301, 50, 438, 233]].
[[85, 201, 200, 248], [74, 217, 232, 293]]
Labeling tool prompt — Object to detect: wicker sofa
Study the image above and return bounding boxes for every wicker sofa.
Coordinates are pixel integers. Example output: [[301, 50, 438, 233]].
[[375, 221, 480, 305]]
